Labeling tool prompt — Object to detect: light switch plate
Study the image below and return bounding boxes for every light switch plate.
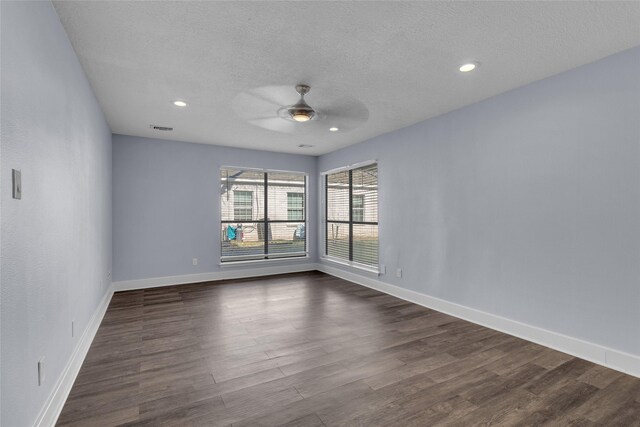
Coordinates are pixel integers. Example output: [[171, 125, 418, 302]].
[[38, 358, 45, 386], [12, 169, 21, 199]]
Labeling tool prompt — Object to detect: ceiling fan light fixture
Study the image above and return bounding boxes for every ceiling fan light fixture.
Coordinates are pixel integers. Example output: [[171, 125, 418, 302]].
[[286, 84, 316, 122], [291, 110, 314, 122]]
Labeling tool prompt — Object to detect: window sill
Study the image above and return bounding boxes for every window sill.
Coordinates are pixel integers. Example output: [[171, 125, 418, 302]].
[[219, 255, 310, 267], [321, 256, 380, 275]]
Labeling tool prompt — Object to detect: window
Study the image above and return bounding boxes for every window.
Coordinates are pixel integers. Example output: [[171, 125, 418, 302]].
[[221, 168, 307, 262], [233, 190, 253, 220], [325, 163, 378, 269], [287, 192, 304, 221]]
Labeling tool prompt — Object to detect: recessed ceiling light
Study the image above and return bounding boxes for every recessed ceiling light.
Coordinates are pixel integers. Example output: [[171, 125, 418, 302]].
[[329, 127, 339, 132], [173, 100, 188, 107], [459, 62, 479, 73]]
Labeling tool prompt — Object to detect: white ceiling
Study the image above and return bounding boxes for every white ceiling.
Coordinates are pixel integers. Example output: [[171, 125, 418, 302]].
[[53, 1, 640, 155]]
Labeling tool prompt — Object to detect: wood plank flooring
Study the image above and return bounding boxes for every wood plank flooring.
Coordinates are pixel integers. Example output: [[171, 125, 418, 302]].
[[57, 272, 640, 426]]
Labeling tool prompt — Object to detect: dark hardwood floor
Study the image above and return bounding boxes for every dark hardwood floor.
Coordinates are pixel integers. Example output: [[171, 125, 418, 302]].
[[57, 272, 640, 426]]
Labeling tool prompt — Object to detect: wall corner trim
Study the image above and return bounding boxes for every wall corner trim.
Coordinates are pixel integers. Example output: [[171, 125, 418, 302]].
[[316, 263, 640, 379], [112, 263, 320, 292], [33, 286, 114, 427]]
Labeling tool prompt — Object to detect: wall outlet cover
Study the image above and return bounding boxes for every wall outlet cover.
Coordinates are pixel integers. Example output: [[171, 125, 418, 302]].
[[192, 258, 198, 266], [396, 268, 402, 278], [38, 358, 45, 386], [12, 169, 22, 199]]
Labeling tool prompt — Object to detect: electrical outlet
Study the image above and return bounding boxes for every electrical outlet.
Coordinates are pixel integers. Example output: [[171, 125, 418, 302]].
[[38, 358, 45, 386], [192, 258, 198, 266], [12, 169, 22, 199], [396, 268, 402, 278], [107, 271, 111, 279]]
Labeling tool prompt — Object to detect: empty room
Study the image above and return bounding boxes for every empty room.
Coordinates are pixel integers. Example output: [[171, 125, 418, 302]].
[[2, 1, 640, 426]]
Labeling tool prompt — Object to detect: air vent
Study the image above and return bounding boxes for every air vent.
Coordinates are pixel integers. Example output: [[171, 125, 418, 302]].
[[150, 125, 173, 131]]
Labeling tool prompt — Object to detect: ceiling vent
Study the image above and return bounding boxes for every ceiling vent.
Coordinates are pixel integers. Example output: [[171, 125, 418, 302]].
[[150, 125, 173, 131]]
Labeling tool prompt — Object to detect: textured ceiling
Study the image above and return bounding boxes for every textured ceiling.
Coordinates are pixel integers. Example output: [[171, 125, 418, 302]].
[[53, 1, 640, 155]]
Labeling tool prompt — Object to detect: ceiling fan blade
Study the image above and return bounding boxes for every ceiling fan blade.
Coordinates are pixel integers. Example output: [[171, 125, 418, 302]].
[[321, 97, 370, 122], [318, 97, 369, 132], [232, 85, 301, 121], [232, 93, 279, 120], [248, 117, 298, 134], [318, 114, 363, 131], [251, 85, 298, 107]]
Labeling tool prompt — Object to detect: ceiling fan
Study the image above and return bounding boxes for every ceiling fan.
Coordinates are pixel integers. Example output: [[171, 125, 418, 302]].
[[279, 84, 316, 122], [232, 84, 369, 134]]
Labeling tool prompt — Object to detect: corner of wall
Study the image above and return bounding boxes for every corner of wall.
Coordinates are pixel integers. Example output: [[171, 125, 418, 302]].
[[33, 287, 114, 427]]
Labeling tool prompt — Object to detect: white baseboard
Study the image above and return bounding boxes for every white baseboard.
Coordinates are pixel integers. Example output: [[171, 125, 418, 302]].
[[317, 263, 640, 378], [30, 263, 639, 427], [34, 286, 114, 427], [113, 262, 320, 292], [32, 265, 318, 426]]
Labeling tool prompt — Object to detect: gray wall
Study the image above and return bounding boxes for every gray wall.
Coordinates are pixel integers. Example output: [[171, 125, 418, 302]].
[[1, 1, 113, 426], [112, 135, 317, 282], [318, 47, 640, 357]]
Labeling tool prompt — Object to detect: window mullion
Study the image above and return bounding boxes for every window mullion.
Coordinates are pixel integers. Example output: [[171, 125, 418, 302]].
[[349, 169, 353, 262], [325, 175, 329, 256], [263, 172, 268, 257]]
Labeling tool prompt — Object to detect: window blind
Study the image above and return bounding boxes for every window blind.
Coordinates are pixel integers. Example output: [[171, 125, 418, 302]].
[[221, 168, 306, 262], [325, 163, 378, 268]]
